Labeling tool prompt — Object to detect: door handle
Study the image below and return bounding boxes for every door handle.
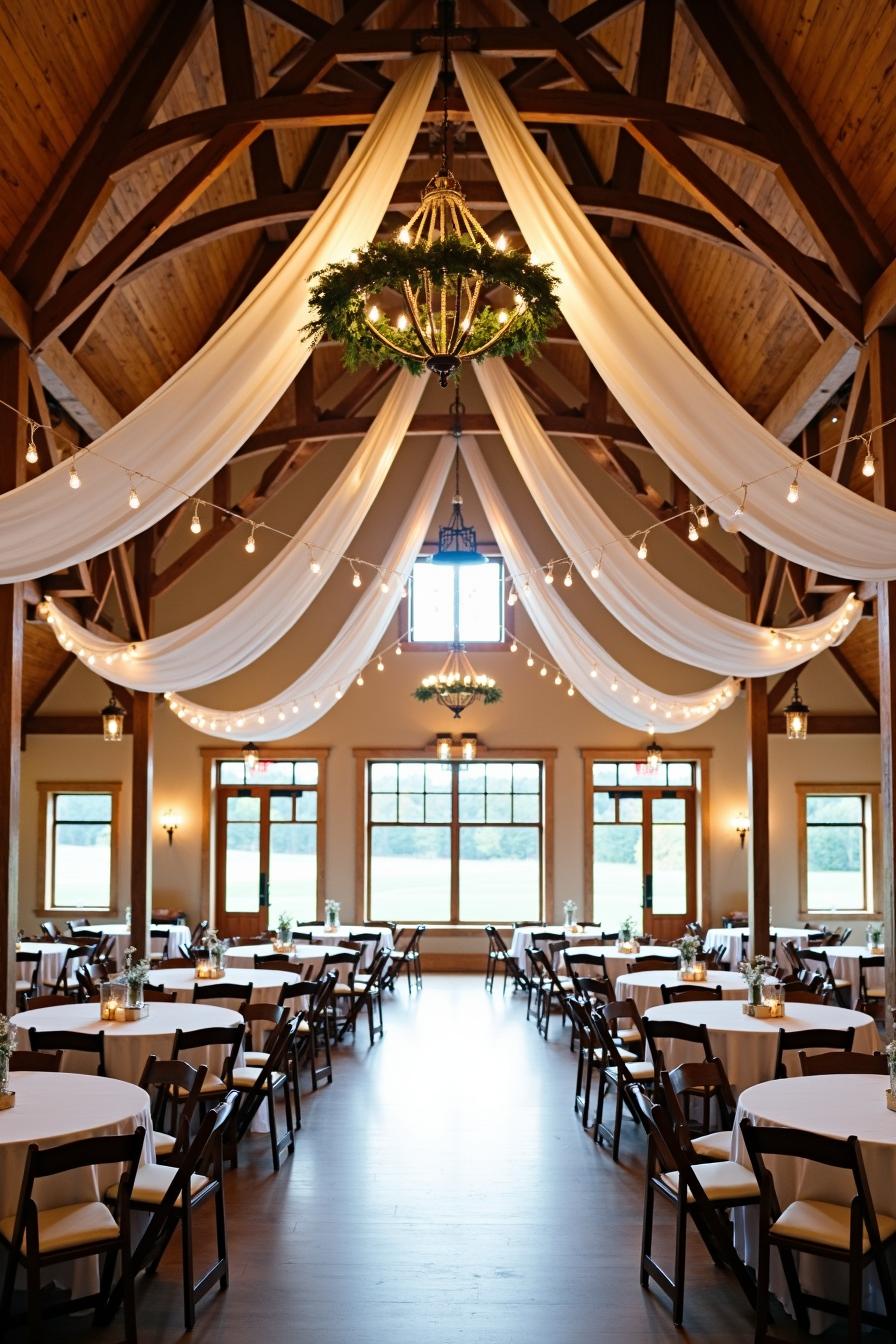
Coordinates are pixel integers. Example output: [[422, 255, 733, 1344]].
[[259, 872, 269, 907], [643, 874, 653, 910]]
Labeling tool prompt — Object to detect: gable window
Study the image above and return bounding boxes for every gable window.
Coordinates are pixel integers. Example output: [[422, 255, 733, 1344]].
[[797, 784, 879, 915], [38, 783, 120, 910], [407, 555, 506, 646]]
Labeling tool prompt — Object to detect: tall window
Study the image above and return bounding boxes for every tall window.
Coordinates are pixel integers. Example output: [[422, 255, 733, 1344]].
[[362, 755, 549, 924], [797, 785, 879, 914], [38, 783, 120, 910], [407, 556, 505, 645]]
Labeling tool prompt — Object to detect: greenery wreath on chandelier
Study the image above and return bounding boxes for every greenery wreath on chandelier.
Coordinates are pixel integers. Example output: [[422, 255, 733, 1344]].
[[305, 232, 560, 379]]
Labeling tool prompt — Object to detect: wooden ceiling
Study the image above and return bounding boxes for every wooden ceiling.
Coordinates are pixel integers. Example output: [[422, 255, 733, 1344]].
[[1, 0, 893, 725]]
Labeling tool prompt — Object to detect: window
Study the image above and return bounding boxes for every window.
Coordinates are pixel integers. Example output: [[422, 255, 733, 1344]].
[[797, 784, 879, 914], [407, 556, 506, 645], [38, 783, 120, 910], [360, 753, 552, 924]]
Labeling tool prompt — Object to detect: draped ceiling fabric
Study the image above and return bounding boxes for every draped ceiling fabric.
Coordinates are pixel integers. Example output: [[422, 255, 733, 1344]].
[[0, 55, 439, 584], [454, 53, 896, 582], [42, 373, 425, 691], [459, 436, 740, 732], [473, 360, 860, 675], [166, 437, 455, 740]]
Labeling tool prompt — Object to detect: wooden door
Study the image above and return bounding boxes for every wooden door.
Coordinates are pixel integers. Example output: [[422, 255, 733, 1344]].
[[215, 788, 269, 941], [592, 786, 696, 942]]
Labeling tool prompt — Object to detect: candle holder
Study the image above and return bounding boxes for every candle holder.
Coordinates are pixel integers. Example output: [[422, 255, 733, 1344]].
[[271, 939, 293, 955], [680, 962, 708, 982], [0, 1090, 15, 1111], [616, 939, 639, 955], [99, 980, 127, 1021], [742, 983, 784, 1018], [196, 962, 226, 980], [886, 1089, 896, 1113]]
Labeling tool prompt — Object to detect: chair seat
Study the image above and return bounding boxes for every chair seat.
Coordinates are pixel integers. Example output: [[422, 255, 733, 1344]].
[[333, 983, 377, 997], [692, 1129, 733, 1161], [606, 1060, 654, 1083], [832, 978, 851, 990], [772, 1199, 896, 1251], [861, 986, 886, 998], [14, 978, 32, 993], [231, 1065, 286, 1092], [107, 1163, 209, 1208], [244, 1050, 269, 1067], [659, 1161, 759, 1205], [0, 1201, 119, 1253], [176, 1073, 225, 1096], [615, 1027, 641, 1043], [153, 1130, 177, 1157]]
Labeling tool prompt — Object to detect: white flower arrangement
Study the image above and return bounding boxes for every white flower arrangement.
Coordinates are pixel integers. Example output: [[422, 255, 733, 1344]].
[[676, 934, 701, 966], [123, 946, 151, 987], [0, 1013, 17, 1060], [887, 1039, 896, 1086]]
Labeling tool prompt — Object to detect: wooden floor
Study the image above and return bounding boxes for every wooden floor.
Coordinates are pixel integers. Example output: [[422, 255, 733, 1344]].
[[14, 974, 872, 1343]]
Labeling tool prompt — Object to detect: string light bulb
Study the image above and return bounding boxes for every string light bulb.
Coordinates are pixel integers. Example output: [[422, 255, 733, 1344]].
[[637, 535, 648, 560], [127, 478, 140, 510], [539, 665, 547, 677], [787, 473, 800, 504], [190, 502, 201, 534], [309, 554, 321, 574], [688, 517, 699, 542], [553, 673, 562, 686], [544, 565, 554, 585], [69, 458, 81, 490], [510, 640, 518, 653], [526, 655, 534, 668], [862, 439, 876, 477], [507, 588, 518, 606], [245, 524, 257, 554], [377, 659, 385, 672], [698, 505, 710, 528], [563, 567, 573, 588], [351, 565, 362, 588], [590, 554, 603, 580], [25, 421, 38, 465], [356, 674, 364, 686]]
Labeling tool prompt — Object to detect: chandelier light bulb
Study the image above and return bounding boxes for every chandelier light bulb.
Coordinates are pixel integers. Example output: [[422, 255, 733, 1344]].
[[688, 517, 699, 542], [396, 314, 409, 332], [787, 475, 800, 504], [367, 304, 380, 323], [69, 460, 81, 489], [495, 233, 507, 252], [245, 526, 256, 554], [398, 226, 411, 245], [190, 503, 201, 534], [862, 445, 876, 477], [128, 480, 140, 510]]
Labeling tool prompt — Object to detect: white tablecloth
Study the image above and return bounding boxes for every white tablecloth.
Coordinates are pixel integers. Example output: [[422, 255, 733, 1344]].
[[11, 1001, 244, 1085], [641, 1000, 879, 1095], [509, 926, 604, 969], [81, 923, 192, 967], [614, 969, 747, 1016], [15, 940, 81, 988], [296, 926, 393, 969], [732, 1074, 896, 1328], [153, 966, 300, 1007], [825, 945, 885, 1006], [0, 1071, 153, 1295], [225, 942, 356, 981], [557, 943, 682, 990], [704, 927, 817, 973]]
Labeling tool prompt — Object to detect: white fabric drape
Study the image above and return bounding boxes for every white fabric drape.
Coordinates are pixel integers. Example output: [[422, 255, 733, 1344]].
[[454, 53, 896, 581], [0, 55, 439, 584], [167, 438, 454, 739], [42, 373, 424, 690], [474, 360, 860, 675], [459, 436, 739, 731]]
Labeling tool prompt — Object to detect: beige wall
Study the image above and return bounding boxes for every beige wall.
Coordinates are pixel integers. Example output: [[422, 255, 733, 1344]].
[[19, 406, 882, 949]]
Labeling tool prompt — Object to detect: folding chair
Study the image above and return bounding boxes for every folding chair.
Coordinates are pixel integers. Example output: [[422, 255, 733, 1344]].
[[336, 951, 389, 1045], [773, 1025, 855, 1079], [28, 1027, 106, 1075], [230, 1016, 298, 1171], [483, 924, 526, 993]]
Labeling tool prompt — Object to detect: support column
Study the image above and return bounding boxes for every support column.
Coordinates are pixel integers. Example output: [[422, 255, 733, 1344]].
[[747, 554, 771, 958], [128, 532, 154, 959], [0, 342, 27, 1012], [869, 328, 896, 1027]]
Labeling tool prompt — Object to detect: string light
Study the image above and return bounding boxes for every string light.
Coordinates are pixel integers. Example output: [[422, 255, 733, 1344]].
[[245, 524, 257, 554], [351, 565, 362, 588], [733, 484, 748, 517], [190, 501, 201, 534], [309, 553, 321, 574], [687, 516, 699, 542], [697, 505, 710, 528], [380, 573, 390, 594], [395, 644, 402, 656], [526, 654, 534, 667], [377, 659, 385, 672], [25, 421, 38, 465], [590, 556, 602, 579], [862, 437, 876, 478], [510, 640, 518, 652], [544, 564, 554, 585], [127, 478, 140, 510], [553, 673, 562, 685], [356, 674, 364, 686], [637, 535, 648, 560], [563, 566, 573, 588], [68, 458, 81, 490], [786, 472, 800, 504], [567, 683, 574, 696], [507, 588, 518, 606], [540, 665, 548, 677]]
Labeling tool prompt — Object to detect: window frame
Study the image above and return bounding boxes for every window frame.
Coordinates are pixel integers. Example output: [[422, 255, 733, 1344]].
[[354, 746, 555, 928], [581, 748, 712, 926], [37, 781, 122, 913], [796, 782, 881, 917], [200, 746, 329, 926], [400, 546, 513, 652]]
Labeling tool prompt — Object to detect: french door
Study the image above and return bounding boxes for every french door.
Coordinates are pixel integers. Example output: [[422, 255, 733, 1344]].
[[215, 785, 318, 939], [591, 785, 697, 943]]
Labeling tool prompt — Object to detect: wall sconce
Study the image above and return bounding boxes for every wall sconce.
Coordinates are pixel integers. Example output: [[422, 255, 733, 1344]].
[[434, 733, 479, 762], [734, 812, 750, 849], [160, 808, 181, 846]]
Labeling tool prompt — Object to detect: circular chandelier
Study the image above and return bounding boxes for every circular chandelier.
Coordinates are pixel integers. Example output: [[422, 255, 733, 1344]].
[[415, 644, 502, 718], [305, 11, 559, 385]]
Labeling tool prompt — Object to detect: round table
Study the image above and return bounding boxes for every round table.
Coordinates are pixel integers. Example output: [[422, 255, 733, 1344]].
[[15, 940, 81, 989], [732, 1074, 896, 1328], [641, 1000, 879, 1095], [704, 926, 815, 973], [296, 926, 393, 969], [509, 926, 605, 970], [559, 943, 681, 988], [11, 1001, 244, 1084], [0, 1071, 153, 1295], [614, 969, 746, 1015], [825, 944, 885, 1006], [81, 923, 191, 967], [153, 965, 300, 1006], [225, 943, 354, 981]]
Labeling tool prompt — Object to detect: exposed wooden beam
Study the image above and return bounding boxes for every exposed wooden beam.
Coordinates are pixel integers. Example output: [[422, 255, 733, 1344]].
[[608, 0, 674, 240], [23, 713, 133, 736], [762, 333, 860, 446], [829, 645, 880, 714]]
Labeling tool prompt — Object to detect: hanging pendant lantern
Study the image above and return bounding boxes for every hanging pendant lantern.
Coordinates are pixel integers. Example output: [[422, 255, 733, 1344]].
[[644, 739, 663, 773], [432, 391, 485, 564], [784, 682, 809, 740], [101, 696, 125, 742], [242, 742, 260, 770]]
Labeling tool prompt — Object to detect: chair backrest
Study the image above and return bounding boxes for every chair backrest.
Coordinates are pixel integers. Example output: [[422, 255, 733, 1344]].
[[484, 924, 511, 956], [10, 1048, 62, 1072], [564, 951, 609, 991], [155, 956, 195, 969], [783, 983, 832, 1005], [774, 1025, 855, 1078], [16, 949, 42, 996], [644, 1016, 712, 1078], [191, 980, 253, 1006], [76, 963, 105, 1000], [530, 931, 558, 949], [525, 946, 549, 981], [240, 1001, 286, 1051], [566, 996, 599, 1052], [143, 987, 177, 1003], [171, 1021, 245, 1082], [277, 978, 324, 1011], [597, 997, 647, 1058], [593, 1007, 643, 1081], [798, 1048, 888, 1077], [859, 954, 885, 996], [191, 918, 210, 945], [24, 992, 78, 1010], [66, 918, 89, 933], [663, 1057, 736, 1132], [630, 955, 680, 974], [291, 930, 314, 942], [39, 920, 61, 940], [254, 953, 296, 973], [28, 1027, 106, 1074], [321, 950, 360, 982], [345, 931, 381, 949], [574, 976, 614, 1005], [660, 982, 723, 1004], [137, 1054, 208, 1142]]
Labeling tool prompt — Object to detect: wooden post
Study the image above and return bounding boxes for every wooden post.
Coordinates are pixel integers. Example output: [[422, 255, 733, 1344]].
[[869, 328, 896, 1027], [747, 555, 771, 958], [128, 532, 154, 959], [0, 342, 27, 1012]]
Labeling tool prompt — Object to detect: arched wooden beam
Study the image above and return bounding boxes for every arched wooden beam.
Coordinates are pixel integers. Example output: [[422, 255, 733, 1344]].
[[119, 182, 750, 286], [110, 90, 774, 179]]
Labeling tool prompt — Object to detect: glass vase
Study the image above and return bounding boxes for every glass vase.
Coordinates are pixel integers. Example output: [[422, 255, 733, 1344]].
[[748, 981, 762, 1007], [126, 982, 143, 1010], [0, 1053, 9, 1096]]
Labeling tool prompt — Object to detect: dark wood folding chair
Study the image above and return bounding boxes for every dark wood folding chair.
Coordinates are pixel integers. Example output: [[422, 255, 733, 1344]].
[[76, 962, 107, 1001], [137, 1055, 208, 1163], [46, 943, 93, 994], [320, 950, 361, 1033], [792, 946, 851, 1006], [0, 1128, 144, 1342], [22, 992, 78, 1010], [593, 1002, 655, 1161], [661, 1057, 738, 1162], [171, 1022, 244, 1115], [10, 1048, 62, 1072], [660, 982, 723, 1004], [564, 950, 612, 996], [230, 1016, 299, 1171], [383, 924, 426, 991], [483, 924, 526, 993], [856, 954, 885, 1016], [14, 950, 41, 1009], [39, 919, 62, 940], [155, 956, 195, 969], [773, 1025, 855, 1078], [629, 1084, 757, 1326], [740, 1117, 896, 1343], [191, 980, 253, 1008], [28, 1027, 106, 1075], [279, 975, 335, 1089], [629, 954, 681, 975], [565, 996, 602, 1128], [798, 1048, 888, 1076], [644, 1018, 714, 1130], [336, 950, 390, 1044]]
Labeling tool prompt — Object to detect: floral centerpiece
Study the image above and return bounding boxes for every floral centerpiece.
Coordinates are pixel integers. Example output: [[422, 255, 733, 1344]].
[[325, 899, 341, 931], [273, 912, 293, 954], [887, 1039, 896, 1111], [739, 953, 780, 1016], [867, 923, 885, 954], [122, 946, 151, 1010], [0, 1013, 17, 1109], [198, 928, 226, 978], [676, 934, 706, 981], [617, 916, 640, 954]]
